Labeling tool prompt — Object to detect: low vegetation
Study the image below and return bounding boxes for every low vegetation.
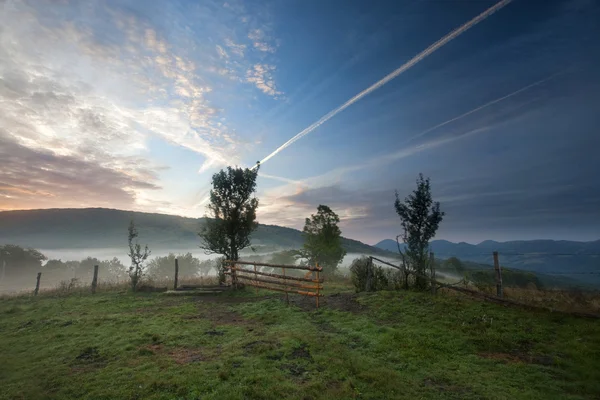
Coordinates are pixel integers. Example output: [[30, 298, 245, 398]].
[[1, 283, 599, 399]]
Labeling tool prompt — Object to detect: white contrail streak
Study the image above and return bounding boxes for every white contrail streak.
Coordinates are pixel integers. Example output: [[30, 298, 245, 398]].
[[251, 0, 514, 170], [405, 72, 563, 143]]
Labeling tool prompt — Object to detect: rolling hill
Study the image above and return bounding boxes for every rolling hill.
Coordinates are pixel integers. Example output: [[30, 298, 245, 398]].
[[0, 208, 395, 257]]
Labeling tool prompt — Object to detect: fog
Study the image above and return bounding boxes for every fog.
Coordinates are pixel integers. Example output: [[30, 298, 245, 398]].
[[1, 247, 398, 295], [39, 248, 217, 266]]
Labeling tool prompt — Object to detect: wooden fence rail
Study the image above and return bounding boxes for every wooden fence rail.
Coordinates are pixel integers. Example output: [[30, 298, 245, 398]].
[[223, 260, 324, 308]]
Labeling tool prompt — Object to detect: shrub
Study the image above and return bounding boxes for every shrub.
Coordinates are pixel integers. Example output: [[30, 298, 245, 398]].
[[350, 257, 399, 292]]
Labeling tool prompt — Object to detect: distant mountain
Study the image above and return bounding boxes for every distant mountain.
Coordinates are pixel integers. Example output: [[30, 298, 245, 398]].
[[374, 238, 600, 285], [0, 208, 395, 257]]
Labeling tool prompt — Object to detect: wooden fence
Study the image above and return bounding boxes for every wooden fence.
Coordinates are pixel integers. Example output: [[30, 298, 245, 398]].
[[223, 260, 324, 308]]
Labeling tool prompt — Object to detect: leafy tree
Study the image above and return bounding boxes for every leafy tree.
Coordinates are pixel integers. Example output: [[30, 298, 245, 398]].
[[394, 173, 444, 290], [100, 257, 127, 281], [444, 256, 464, 273], [127, 220, 151, 291], [75, 257, 102, 278], [44, 259, 67, 270], [146, 253, 205, 279], [270, 250, 300, 266], [301, 205, 346, 275], [199, 163, 260, 261], [0, 245, 47, 281]]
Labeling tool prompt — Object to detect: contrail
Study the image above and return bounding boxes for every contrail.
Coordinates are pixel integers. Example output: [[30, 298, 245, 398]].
[[252, 0, 514, 170], [405, 72, 564, 143]]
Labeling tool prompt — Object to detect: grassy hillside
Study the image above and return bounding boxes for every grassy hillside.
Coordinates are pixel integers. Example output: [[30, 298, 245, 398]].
[[1, 286, 599, 399], [0, 208, 395, 257]]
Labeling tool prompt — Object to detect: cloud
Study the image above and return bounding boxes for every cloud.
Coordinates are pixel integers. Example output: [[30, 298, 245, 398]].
[[224, 38, 247, 58], [405, 72, 565, 144], [0, 0, 262, 213], [216, 45, 229, 59], [248, 29, 276, 53], [246, 64, 282, 97], [0, 1, 245, 165], [0, 131, 159, 211]]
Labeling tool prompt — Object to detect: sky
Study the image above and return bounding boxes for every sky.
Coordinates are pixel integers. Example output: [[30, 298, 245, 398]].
[[1, 0, 599, 245]]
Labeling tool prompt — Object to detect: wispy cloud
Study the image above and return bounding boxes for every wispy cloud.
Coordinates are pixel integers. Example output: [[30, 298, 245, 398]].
[[246, 64, 283, 97], [248, 29, 276, 53], [0, 0, 251, 210], [224, 38, 247, 58], [405, 72, 565, 144]]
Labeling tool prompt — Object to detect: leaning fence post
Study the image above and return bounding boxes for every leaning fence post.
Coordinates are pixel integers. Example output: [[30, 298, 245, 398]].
[[34, 272, 42, 296], [366, 257, 373, 292], [430, 252, 436, 295], [91, 265, 99, 294], [174, 258, 179, 290], [316, 263, 320, 309], [493, 251, 503, 298]]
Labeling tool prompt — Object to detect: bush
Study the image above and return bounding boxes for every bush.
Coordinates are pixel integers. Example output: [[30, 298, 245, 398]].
[[350, 257, 402, 292]]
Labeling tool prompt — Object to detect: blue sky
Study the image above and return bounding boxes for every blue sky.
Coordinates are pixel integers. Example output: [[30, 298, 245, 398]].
[[1, 0, 599, 244]]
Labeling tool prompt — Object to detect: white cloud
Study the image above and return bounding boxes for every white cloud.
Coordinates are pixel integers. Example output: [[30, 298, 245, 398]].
[[246, 64, 282, 97], [248, 29, 276, 53], [216, 44, 229, 59], [0, 0, 245, 212], [224, 38, 247, 57]]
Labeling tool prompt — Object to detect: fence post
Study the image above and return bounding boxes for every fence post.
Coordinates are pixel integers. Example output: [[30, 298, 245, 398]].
[[282, 266, 289, 305], [254, 262, 258, 295], [174, 258, 179, 290], [91, 265, 99, 294], [316, 263, 320, 309], [34, 272, 42, 296], [365, 257, 372, 292], [493, 251, 503, 298], [231, 261, 237, 289], [430, 252, 436, 295]]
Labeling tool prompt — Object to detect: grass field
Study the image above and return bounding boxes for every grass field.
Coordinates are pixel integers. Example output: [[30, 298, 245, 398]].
[[1, 282, 599, 400]]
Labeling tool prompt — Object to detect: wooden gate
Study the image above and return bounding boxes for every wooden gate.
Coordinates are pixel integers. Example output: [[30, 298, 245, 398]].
[[223, 260, 324, 308]]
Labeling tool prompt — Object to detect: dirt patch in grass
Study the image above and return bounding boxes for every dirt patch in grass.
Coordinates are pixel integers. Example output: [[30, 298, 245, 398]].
[[423, 377, 472, 395], [138, 344, 211, 364], [478, 352, 556, 366], [290, 343, 312, 361], [190, 294, 274, 304], [71, 346, 107, 373], [205, 329, 225, 336], [168, 347, 206, 364], [75, 346, 104, 363], [286, 292, 366, 313], [184, 305, 252, 327], [279, 363, 307, 377], [323, 293, 366, 313]]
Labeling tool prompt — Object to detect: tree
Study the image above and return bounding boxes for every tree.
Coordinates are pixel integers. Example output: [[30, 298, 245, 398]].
[[100, 257, 127, 281], [127, 220, 151, 291], [146, 253, 202, 279], [301, 205, 346, 275], [199, 163, 260, 262], [0, 245, 47, 282], [394, 173, 444, 290]]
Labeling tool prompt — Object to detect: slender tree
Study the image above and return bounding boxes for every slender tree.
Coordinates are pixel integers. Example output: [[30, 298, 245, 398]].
[[199, 163, 260, 262], [127, 220, 151, 291], [394, 173, 444, 290], [301, 205, 346, 275]]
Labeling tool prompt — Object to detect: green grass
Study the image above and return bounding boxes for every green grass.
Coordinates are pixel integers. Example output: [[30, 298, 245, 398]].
[[1, 285, 599, 400]]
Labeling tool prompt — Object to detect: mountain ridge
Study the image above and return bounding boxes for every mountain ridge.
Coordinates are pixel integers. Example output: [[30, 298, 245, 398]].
[[0, 208, 396, 257], [374, 238, 600, 285]]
